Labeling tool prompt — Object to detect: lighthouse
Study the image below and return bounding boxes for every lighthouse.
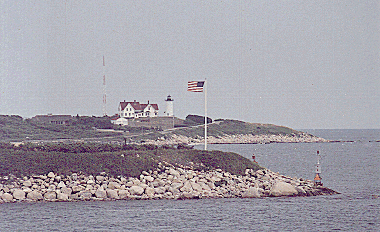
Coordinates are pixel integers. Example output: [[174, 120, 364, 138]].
[[165, 95, 174, 116], [314, 150, 323, 187]]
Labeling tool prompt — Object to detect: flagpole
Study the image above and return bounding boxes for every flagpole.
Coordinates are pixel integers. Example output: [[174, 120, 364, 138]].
[[204, 79, 207, 150]]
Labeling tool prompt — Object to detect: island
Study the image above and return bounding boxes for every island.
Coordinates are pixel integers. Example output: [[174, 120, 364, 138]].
[[0, 143, 338, 203]]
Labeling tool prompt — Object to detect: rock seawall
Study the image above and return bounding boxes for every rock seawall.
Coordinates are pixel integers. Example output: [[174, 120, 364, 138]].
[[0, 165, 337, 203]]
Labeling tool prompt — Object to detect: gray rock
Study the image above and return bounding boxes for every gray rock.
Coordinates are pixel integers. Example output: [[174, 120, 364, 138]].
[[95, 189, 107, 199], [270, 181, 298, 197], [22, 187, 33, 193], [96, 175, 105, 182], [80, 191, 92, 200], [171, 182, 183, 190], [241, 187, 261, 198], [27, 190, 43, 201], [61, 187, 72, 195], [47, 172, 55, 178], [44, 191, 57, 200], [155, 187, 166, 194], [108, 181, 121, 190], [2, 193, 13, 202], [144, 175, 154, 182], [191, 182, 203, 192], [145, 187, 155, 198], [13, 189, 26, 200], [55, 175, 61, 182], [180, 181, 192, 192], [23, 180, 32, 187], [106, 189, 119, 199], [57, 193, 69, 201], [2, 186, 10, 193], [71, 173, 78, 181], [199, 182, 211, 191], [57, 181, 66, 188], [129, 186, 144, 196], [118, 190, 130, 199], [72, 185, 85, 193], [87, 179, 95, 185], [168, 168, 180, 177]]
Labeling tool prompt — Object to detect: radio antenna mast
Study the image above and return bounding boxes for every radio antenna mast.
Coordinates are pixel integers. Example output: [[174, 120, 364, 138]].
[[102, 56, 107, 116]]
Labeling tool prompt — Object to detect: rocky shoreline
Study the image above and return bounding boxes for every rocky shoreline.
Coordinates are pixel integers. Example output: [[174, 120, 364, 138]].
[[0, 164, 338, 203], [144, 133, 329, 145]]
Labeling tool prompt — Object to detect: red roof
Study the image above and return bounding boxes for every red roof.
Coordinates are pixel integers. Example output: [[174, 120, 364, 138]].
[[119, 101, 159, 111]]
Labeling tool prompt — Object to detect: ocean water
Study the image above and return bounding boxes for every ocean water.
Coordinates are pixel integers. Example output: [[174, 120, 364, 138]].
[[1, 130, 379, 231]]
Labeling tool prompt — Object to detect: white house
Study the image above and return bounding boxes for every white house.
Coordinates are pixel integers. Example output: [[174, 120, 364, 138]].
[[118, 100, 159, 119]]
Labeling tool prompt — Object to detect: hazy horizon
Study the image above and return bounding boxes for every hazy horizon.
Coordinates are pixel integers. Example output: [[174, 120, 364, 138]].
[[1, 1, 379, 129]]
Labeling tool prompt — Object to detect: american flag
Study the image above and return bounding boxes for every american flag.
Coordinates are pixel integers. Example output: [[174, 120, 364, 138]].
[[187, 81, 205, 92]]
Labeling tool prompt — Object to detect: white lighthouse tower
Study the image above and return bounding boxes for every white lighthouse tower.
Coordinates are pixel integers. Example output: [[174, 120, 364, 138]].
[[165, 95, 174, 116]]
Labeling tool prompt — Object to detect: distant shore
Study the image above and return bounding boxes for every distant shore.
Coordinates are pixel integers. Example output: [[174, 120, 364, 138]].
[[141, 133, 329, 146]]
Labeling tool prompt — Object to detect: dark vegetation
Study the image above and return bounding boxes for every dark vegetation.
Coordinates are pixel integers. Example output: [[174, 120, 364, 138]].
[[185, 114, 212, 126], [0, 143, 261, 178], [1, 114, 307, 144], [169, 119, 301, 139], [0, 115, 123, 142]]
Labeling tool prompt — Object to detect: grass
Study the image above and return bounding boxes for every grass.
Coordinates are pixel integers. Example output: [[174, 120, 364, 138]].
[[0, 143, 261, 178], [0, 115, 123, 142]]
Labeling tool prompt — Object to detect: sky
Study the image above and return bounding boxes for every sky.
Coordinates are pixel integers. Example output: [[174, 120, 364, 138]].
[[1, 0, 379, 129]]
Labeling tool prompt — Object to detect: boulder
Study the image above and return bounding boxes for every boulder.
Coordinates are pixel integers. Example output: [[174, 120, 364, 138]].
[[87, 179, 95, 185], [270, 181, 298, 197], [13, 189, 26, 200], [47, 172, 55, 178], [155, 187, 166, 195], [57, 193, 69, 201], [2, 186, 10, 193], [180, 181, 192, 192], [108, 181, 121, 190], [106, 189, 119, 199], [71, 173, 78, 181], [80, 191, 92, 200], [72, 185, 85, 193], [96, 176, 105, 182], [241, 187, 261, 198], [129, 186, 144, 196], [55, 175, 61, 182], [144, 175, 154, 182], [57, 181, 66, 188], [44, 191, 57, 200], [190, 182, 203, 192], [23, 180, 32, 187], [171, 182, 183, 190], [27, 190, 43, 201], [199, 182, 211, 191], [145, 187, 155, 198], [118, 190, 130, 199], [95, 189, 107, 199], [168, 168, 180, 177], [61, 187, 72, 195], [2, 193, 13, 202]]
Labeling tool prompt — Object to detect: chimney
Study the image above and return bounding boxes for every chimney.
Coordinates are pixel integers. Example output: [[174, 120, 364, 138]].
[[148, 100, 150, 104]]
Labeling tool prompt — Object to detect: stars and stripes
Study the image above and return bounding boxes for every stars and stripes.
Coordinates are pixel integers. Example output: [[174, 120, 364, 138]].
[[187, 81, 205, 92]]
